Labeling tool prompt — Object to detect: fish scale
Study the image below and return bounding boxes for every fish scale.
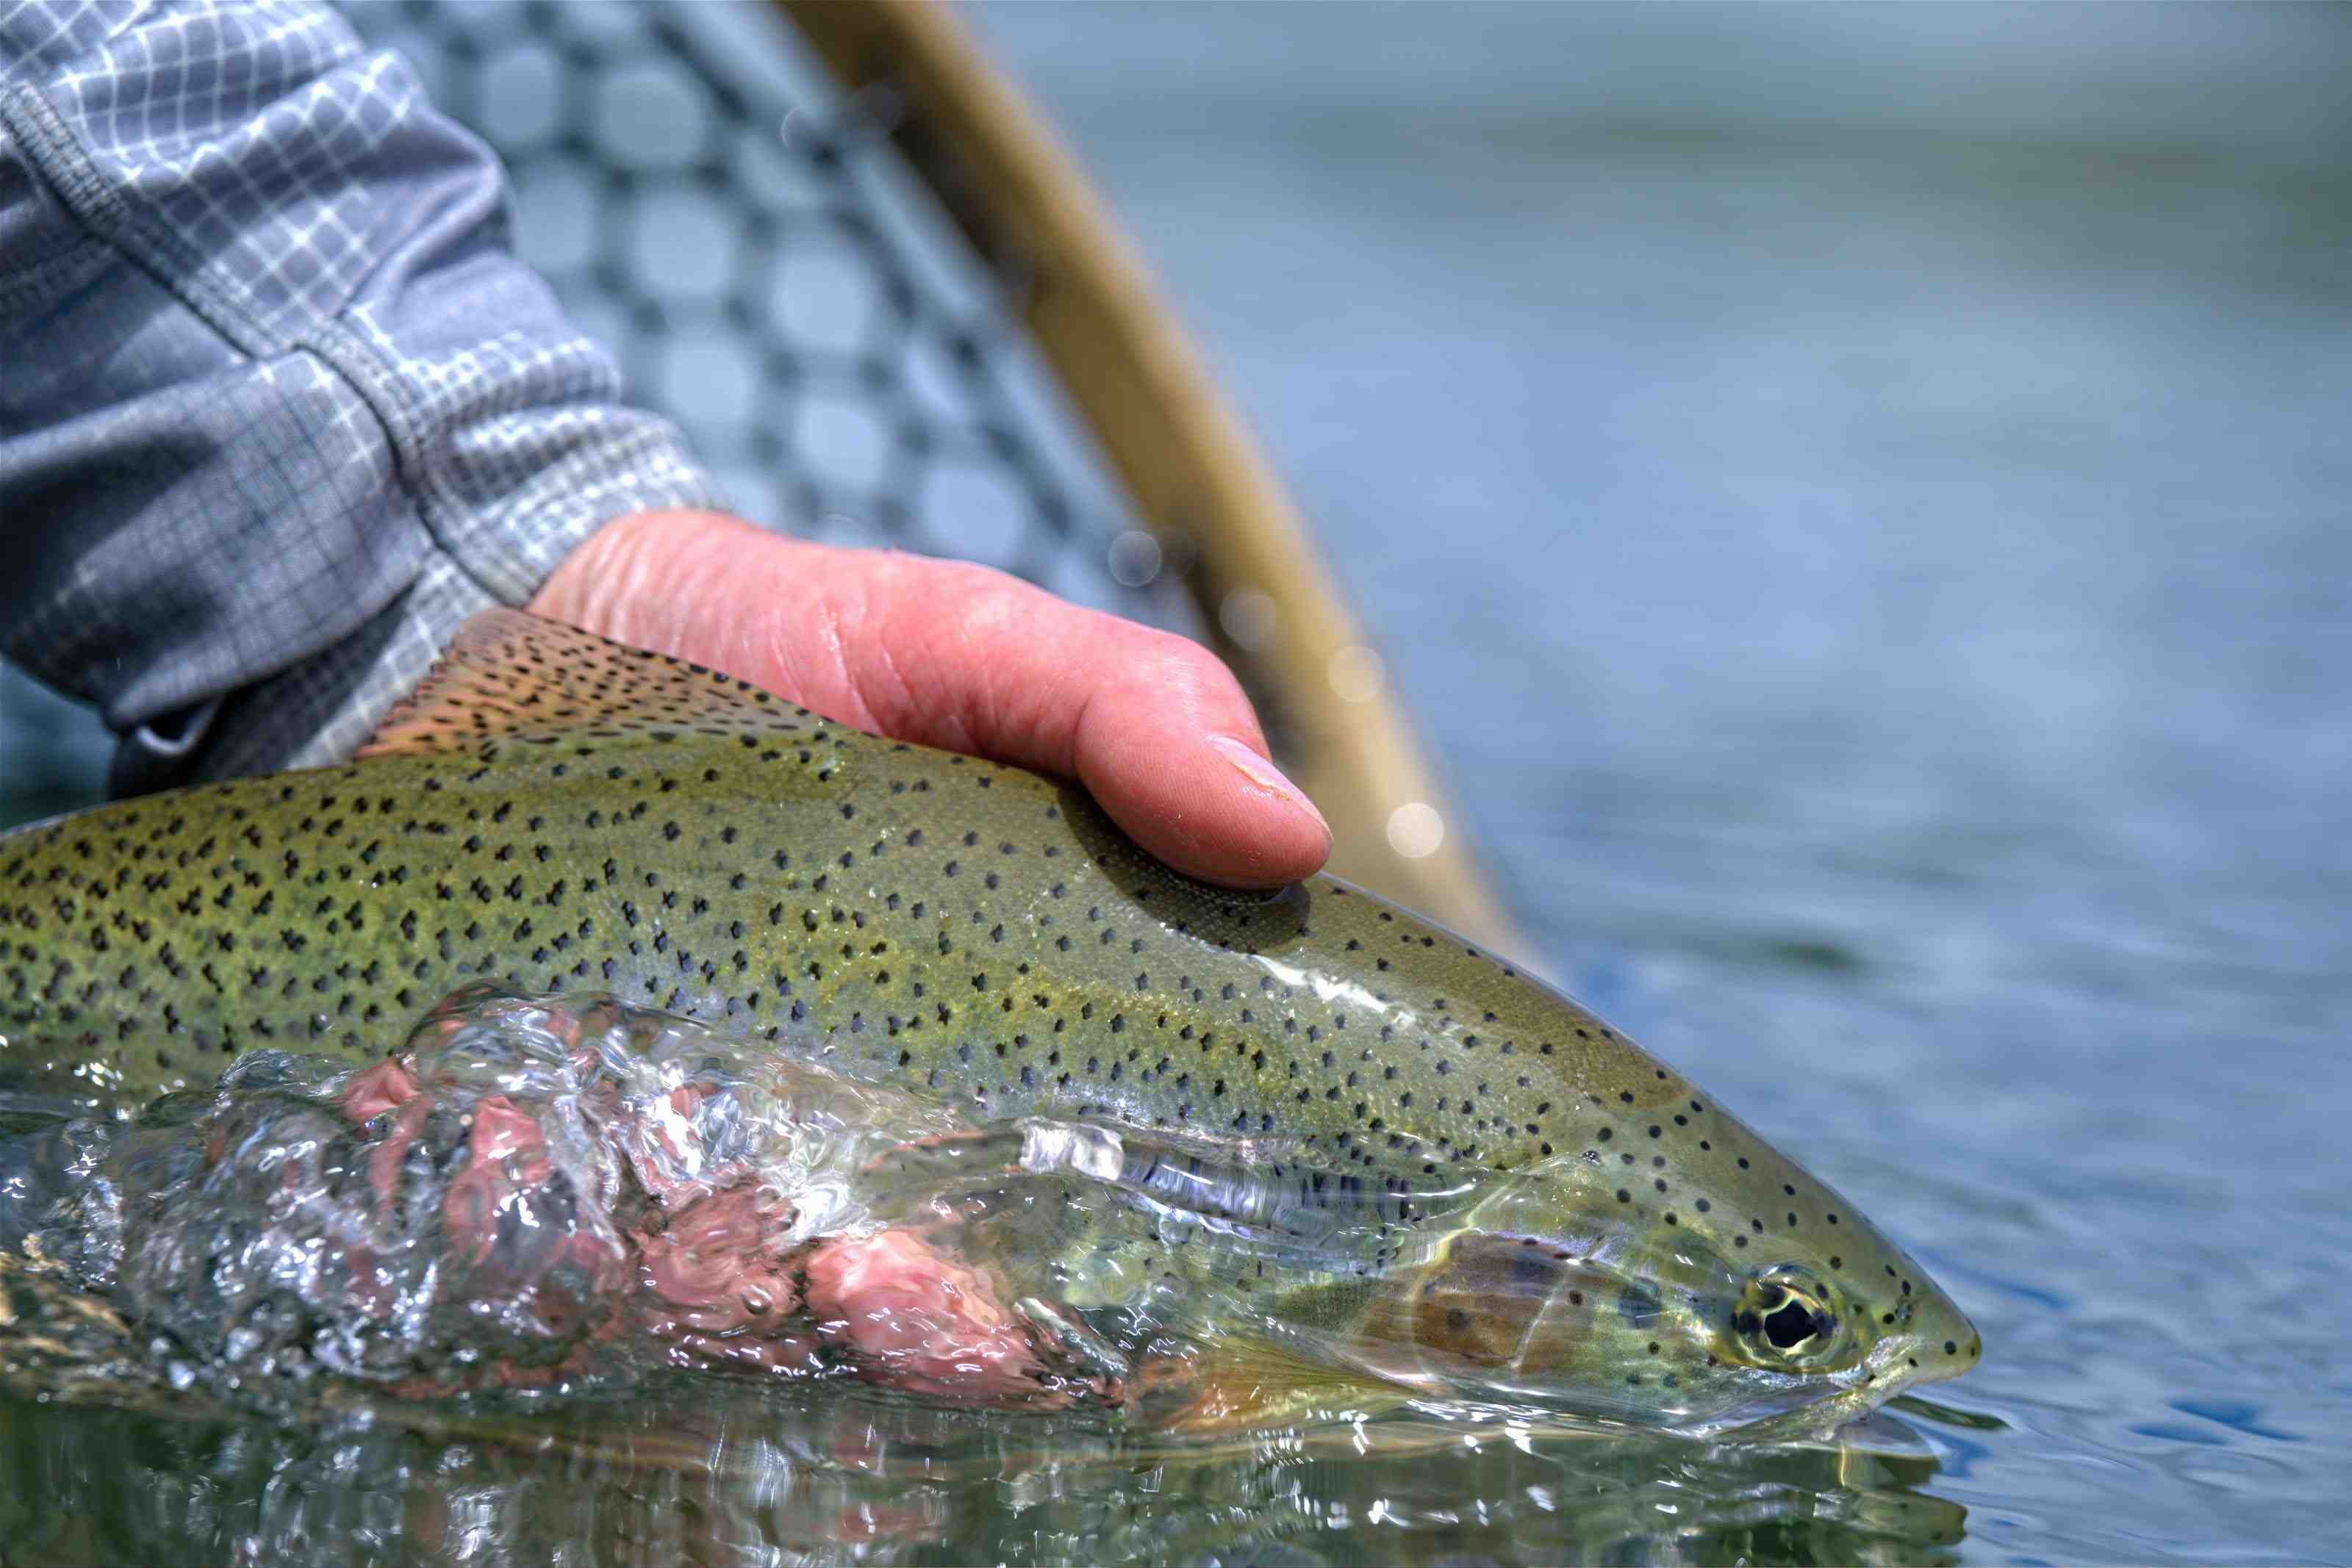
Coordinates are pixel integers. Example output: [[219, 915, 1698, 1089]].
[[0, 610, 1979, 1431]]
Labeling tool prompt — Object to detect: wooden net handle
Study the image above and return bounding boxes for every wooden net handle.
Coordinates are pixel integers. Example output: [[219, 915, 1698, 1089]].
[[780, 0, 1526, 957]]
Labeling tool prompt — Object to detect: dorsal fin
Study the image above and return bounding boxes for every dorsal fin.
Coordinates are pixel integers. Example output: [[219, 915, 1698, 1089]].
[[360, 609, 819, 760]]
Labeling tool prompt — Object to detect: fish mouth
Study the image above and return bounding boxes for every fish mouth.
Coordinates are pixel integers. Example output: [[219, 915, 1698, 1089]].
[[1708, 1375, 1893, 1442], [1895, 1276, 1984, 1392]]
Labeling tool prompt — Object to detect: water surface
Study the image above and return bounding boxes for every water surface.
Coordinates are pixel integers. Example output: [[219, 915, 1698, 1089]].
[[5, 3, 2348, 1561], [967, 5, 2352, 1560]]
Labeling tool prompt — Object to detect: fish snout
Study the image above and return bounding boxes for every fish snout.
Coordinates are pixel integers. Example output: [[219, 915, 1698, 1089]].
[[1898, 1275, 1983, 1389]]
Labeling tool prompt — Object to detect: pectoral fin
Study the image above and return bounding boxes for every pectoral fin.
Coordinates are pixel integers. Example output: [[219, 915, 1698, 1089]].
[[1131, 1331, 1410, 1434]]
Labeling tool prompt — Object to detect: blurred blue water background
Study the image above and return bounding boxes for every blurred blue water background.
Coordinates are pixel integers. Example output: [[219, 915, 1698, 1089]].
[[4, 3, 2348, 1561], [962, 5, 2352, 1559]]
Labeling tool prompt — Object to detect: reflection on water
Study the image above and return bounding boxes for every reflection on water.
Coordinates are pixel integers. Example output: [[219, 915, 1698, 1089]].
[[0, 1369, 1971, 1567]]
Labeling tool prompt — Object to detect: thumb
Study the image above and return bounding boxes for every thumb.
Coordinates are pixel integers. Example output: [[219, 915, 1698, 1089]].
[[531, 511, 1331, 889]]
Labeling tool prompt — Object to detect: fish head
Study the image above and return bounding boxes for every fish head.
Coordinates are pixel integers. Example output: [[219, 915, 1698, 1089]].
[[1331, 1115, 1980, 1436]]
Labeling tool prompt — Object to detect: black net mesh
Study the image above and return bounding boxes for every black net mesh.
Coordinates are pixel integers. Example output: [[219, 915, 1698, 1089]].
[[4, 0, 1194, 821], [351, 0, 1189, 625]]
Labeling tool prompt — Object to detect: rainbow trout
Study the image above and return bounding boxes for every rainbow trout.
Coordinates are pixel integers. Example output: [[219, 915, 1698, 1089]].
[[0, 611, 1978, 1434]]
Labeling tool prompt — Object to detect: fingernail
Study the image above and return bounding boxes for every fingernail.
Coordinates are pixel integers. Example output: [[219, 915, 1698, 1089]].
[[1208, 735, 1330, 834]]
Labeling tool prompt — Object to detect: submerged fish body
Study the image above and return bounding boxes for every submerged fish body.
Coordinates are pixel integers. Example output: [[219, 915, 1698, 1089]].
[[0, 611, 1977, 1432]]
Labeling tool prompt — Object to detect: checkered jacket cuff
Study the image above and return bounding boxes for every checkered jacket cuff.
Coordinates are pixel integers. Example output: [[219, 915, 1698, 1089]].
[[0, 1, 725, 789]]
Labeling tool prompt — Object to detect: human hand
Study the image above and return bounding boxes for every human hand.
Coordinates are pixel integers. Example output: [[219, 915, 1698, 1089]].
[[529, 510, 1330, 889]]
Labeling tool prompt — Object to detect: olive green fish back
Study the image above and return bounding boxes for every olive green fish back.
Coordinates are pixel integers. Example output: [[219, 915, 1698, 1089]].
[[8, 613, 1822, 1212]]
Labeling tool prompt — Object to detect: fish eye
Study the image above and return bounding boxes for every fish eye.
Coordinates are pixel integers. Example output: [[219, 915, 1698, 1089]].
[[1727, 1265, 1851, 1370], [1762, 1292, 1825, 1350]]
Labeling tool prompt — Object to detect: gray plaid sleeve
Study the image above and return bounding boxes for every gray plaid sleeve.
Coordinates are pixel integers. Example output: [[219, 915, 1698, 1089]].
[[0, 0, 725, 791]]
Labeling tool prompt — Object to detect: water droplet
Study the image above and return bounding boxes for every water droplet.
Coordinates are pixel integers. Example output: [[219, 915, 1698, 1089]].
[[1386, 802, 1446, 859], [1329, 644, 1385, 703], [1108, 531, 1162, 586]]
